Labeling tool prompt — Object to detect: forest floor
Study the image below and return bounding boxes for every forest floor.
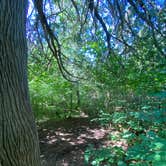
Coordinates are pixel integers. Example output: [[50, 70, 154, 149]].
[[38, 116, 127, 166]]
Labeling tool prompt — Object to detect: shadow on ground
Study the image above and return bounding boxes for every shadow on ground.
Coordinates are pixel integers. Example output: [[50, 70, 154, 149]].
[[38, 117, 110, 166]]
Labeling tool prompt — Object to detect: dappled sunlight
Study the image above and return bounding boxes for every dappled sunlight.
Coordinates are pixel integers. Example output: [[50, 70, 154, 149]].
[[38, 117, 118, 166], [88, 128, 108, 139], [38, 117, 131, 166]]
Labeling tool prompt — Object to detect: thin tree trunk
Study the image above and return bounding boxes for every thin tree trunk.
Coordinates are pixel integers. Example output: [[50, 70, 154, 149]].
[[76, 82, 80, 109], [0, 1, 41, 165]]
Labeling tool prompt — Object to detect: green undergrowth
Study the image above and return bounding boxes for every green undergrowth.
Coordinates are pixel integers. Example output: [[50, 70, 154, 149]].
[[84, 91, 166, 165]]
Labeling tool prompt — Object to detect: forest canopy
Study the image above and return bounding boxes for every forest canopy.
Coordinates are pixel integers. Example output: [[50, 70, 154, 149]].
[[27, 0, 165, 79]]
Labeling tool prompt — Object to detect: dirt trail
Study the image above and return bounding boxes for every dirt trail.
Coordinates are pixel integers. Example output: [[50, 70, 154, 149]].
[[38, 117, 111, 166]]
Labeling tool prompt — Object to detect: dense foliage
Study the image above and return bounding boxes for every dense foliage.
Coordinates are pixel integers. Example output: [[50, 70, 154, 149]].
[[27, 0, 166, 165]]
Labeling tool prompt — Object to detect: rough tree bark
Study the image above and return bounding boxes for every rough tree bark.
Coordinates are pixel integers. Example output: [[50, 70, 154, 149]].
[[0, 0, 41, 166]]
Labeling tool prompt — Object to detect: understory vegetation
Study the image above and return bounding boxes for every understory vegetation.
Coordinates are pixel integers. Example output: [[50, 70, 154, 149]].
[[27, 0, 166, 165], [29, 43, 166, 165]]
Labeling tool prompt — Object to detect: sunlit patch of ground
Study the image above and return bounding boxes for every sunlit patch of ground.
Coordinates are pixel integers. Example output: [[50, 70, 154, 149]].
[[38, 117, 128, 166]]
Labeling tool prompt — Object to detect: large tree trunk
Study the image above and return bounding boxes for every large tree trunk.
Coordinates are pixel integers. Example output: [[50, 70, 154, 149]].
[[0, 1, 41, 165]]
